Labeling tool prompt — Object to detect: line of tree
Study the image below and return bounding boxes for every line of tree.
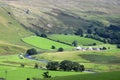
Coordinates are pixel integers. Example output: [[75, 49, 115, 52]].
[[46, 60, 85, 72], [94, 24, 120, 44]]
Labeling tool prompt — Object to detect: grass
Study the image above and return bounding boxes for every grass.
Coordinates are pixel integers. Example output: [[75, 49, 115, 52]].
[[22, 36, 73, 50], [0, 52, 119, 80], [48, 34, 103, 46], [33, 45, 120, 72], [0, 7, 35, 54], [0, 55, 86, 80], [0, 66, 86, 80], [42, 71, 120, 80]]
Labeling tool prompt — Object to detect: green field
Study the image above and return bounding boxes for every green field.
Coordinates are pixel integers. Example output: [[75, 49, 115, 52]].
[[33, 45, 120, 72], [48, 34, 103, 45], [22, 36, 73, 50], [0, 65, 86, 80], [0, 53, 120, 80], [42, 71, 120, 80], [0, 55, 87, 80]]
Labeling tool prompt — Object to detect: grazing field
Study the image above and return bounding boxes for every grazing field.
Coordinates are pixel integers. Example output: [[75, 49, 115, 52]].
[[22, 36, 73, 50], [48, 34, 103, 45], [33, 45, 120, 72], [42, 71, 120, 80], [0, 66, 86, 80], [0, 55, 86, 80]]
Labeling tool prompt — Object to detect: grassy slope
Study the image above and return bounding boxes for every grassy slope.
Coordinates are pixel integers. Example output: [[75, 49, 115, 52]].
[[0, 66, 86, 80], [1, 0, 120, 34], [42, 71, 120, 80], [48, 34, 103, 45], [0, 54, 86, 80], [33, 45, 120, 72], [22, 36, 73, 50], [0, 7, 34, 54]]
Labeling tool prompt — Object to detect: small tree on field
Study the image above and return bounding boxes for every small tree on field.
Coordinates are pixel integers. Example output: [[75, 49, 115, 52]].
[[80, 65, 85, 72], [117, 44, 120, 48], [46, 61, 59, 70], [26, 48, 37, 55], [60, 60, 73, 71], [40, 33, 47, 38], [26, 78, 30, 80], [87, 29, 92, 34], [102, 47, 107, 50], [34, 63, 39, 69], [42, 71, 51, 78], [72, 40, 78, 47], [58, 47, 64, 52], [74, 28, 83, 36], [51, 45, 56, 49], [72, 62, 81, 72], [20, 63, 25, 68], [93, 43, 96, 46]]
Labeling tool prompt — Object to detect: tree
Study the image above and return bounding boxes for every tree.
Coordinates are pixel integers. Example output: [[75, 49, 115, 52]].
[[40, 33, 47, 38], [87, 29, 92, 34], [72, 41, 78, 47], [93, 43, 96, 46], [42, 71, 51, 78], [51, 45, 56, 49], [74, 28, 83, 36], [26, 48, 37, 55], [58, 47, 64, 52], [34, 63, 39, 69], [117, 44, 120, 48], [20, 63, 25, 68], [46, 61, 59, 70], [72, 62, 80, 72], [102, 47, 107, 50], [80, 65, 85, 71], [26, 78, 30, 80], [60, 60, 73, 71]]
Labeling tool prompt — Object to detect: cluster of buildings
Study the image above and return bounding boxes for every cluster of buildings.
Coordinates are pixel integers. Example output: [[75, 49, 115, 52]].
[[76, 46, 106, 51]]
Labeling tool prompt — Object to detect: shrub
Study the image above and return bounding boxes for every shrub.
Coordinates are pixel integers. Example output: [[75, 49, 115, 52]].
[[51, 45, 56, 49], [80, 65, 85, 71], [46, 61, 59, 70], [26, 78, 30, 80], [40, 33, 47, 38], [60, 60, 73, 71], [72, 41, 78, 47], [102, 47, 107, 50], [58, 47, 64, 52], [34, 63, 39, 69], [42, 71, 51, 78], [72, 62, 81, 72], [93, 43, 96, 46], [60, 60, 85, 72], [117, 44, 120, 48], [26, 48, 37, 55], [74, 28, 83, 36], [20, 63, 25, 68]]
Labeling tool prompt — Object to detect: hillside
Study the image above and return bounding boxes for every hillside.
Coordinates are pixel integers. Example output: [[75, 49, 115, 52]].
[[0, 6, 34, 54], [0, 0, 120, 34]]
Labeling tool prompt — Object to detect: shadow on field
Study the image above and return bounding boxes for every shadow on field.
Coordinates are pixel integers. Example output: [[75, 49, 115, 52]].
[[80, 54, 120, 64]]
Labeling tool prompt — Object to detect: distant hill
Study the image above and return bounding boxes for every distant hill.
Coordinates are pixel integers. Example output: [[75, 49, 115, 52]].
[[0, 0, 119, 54], [0, 0, 120, 34]]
